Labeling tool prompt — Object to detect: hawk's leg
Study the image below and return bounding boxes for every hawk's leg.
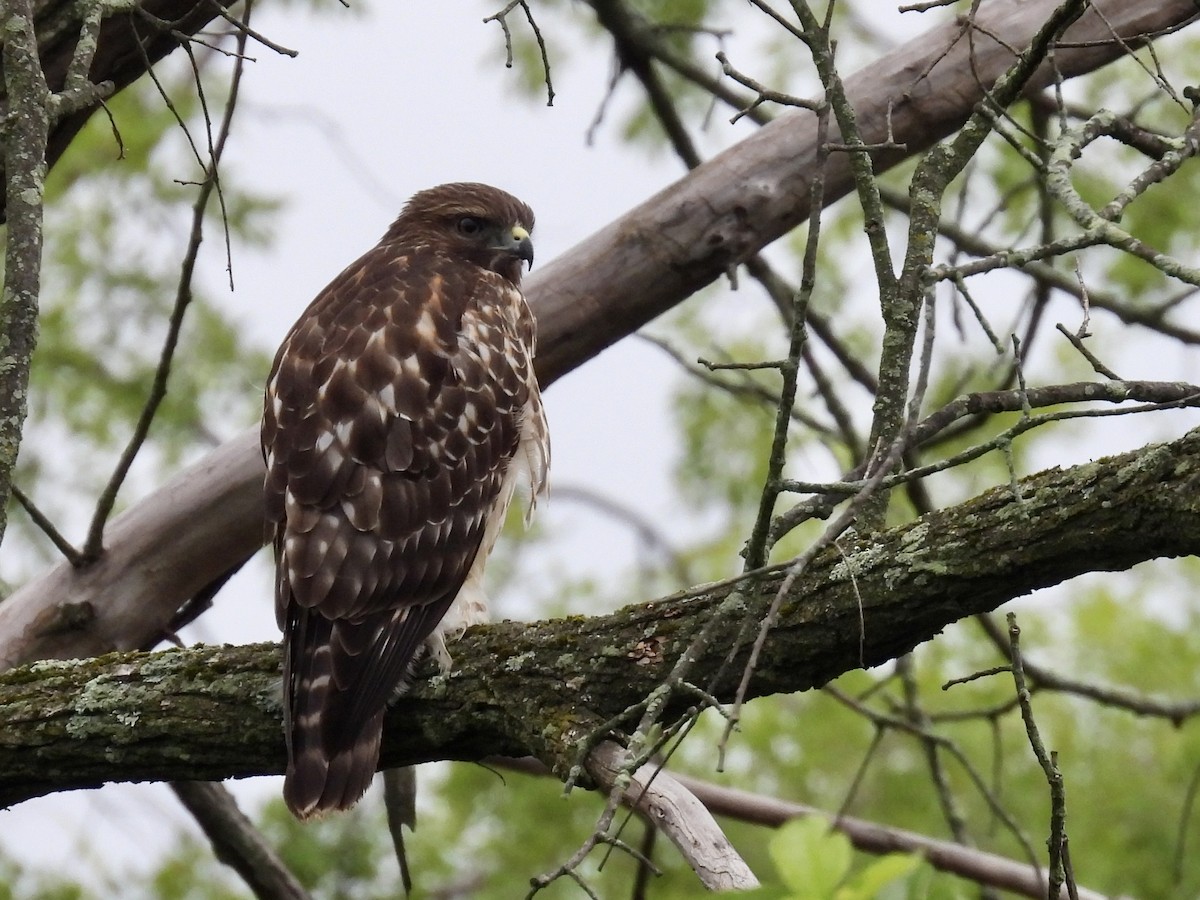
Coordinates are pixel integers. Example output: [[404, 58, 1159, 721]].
[[424, 574, 490, 672]]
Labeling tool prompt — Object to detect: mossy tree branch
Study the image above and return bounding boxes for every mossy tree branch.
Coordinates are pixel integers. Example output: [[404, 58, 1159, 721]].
[[863, 0, 1090, 531], [0, 0, 52, 550], [4, 427, 1199, 804]]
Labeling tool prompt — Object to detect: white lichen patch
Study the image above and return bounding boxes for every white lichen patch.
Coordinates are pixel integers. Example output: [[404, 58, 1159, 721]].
[[22, 658, 79, 675], [503, 650, 536, 672]]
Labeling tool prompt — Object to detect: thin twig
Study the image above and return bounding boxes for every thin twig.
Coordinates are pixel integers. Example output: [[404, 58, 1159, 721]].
[[975, 614, 1200, 725], [9, 485, 82, 566], [741, 98, 830, 571], [879, 185, 1200, 347], [825, 684, 1043, 873], [1054, 323, 1122, 380], [1173, 760, 1200, 885], [1007, 613, 1075, 900], [715, 50, 820, 124], [484, 0, 554, 105], [638, 333, 834, 436], [207, 3, 299, 57], [897, 655, 988, 879], [770, 379, 1200, 532], [82, 9, 251, 560], [170, 782, 309, 900]]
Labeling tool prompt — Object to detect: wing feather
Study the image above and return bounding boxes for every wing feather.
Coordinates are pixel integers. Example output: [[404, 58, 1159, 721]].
[[263, 236, 539, 818]]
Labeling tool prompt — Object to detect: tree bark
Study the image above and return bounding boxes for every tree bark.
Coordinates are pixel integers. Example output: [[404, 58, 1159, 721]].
[[1, 0, 1196, 669], [0, 0, 240, 221], [4, 427, 1198, 800], [586, 741, 761, 891], [537, 0, 1199, 384]]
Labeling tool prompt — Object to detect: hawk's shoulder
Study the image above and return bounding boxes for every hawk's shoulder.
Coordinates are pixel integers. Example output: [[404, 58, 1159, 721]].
[[261, 238, 535, 619]]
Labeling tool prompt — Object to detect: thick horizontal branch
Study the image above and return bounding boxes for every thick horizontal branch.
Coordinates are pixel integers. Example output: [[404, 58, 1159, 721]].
[[3, 428, 1199, 799], [1, 0, 1195, 671]]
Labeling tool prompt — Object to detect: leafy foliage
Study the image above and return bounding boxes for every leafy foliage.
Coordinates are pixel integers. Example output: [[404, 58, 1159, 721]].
[[732, 817, 931, 900]]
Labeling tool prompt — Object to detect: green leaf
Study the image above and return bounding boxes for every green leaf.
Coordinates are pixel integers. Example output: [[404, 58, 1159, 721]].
[[841, 852, 922, 900], [770, 817, 852, 898]]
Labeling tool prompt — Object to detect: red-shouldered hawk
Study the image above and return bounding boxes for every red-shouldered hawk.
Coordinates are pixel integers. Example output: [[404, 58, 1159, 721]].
[[261, 183, 549, 819]]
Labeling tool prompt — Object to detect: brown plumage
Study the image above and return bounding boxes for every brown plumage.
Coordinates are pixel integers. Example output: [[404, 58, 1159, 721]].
[[261, 183, 549, 819]]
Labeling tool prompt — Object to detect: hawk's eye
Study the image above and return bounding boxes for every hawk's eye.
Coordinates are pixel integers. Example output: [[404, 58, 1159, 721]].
[[456, 216, 484, 237]]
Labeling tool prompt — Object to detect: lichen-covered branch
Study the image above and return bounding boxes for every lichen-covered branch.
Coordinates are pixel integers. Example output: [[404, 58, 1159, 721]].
[[3, 427, 1199, 801], [868, 0, 1089, 531], [1007, 613, 1075, 899], [880, 185, 1200, 346], [0, 0, 53, 549], [1042, 108, 1200, 286]]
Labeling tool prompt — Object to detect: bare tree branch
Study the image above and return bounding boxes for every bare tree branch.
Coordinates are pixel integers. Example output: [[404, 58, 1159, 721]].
[[1006, 613, 1075, 899], [585, 741, 760, 891], [82, 2, 251, 562], [492, 754, 1123, 900], [171, 781, 310, 900], [0, 0, 273, 221], [674, 771, 1122, 900]]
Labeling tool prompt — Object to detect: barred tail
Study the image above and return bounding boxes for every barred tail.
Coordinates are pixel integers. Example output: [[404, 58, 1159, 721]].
[[280, 591, 457, 819], [282, 607, 386, 819], [283, 709, 383, 819]]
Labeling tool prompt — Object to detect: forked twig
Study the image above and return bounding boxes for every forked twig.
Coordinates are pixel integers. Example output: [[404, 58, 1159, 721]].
[[82, 4, 253, 561]]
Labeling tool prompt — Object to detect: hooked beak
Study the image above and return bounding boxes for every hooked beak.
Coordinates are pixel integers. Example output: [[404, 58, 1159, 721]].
[[495, 224, 534, 269]]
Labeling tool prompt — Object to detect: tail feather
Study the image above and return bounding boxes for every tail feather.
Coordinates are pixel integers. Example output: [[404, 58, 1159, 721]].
[[284, 709, 384, 819], [282, 606, 387, 819], [281, 602, 448, 819]]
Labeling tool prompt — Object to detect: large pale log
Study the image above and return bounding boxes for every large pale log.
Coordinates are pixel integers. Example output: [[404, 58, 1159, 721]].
[[1, 0, 1196, 667], [0, 432, 264, 667], [536, 0, 1200, 383]]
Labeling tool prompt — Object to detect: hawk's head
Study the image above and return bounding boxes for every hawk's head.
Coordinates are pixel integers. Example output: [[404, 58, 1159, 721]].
[[383, 182, 535, 285]]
